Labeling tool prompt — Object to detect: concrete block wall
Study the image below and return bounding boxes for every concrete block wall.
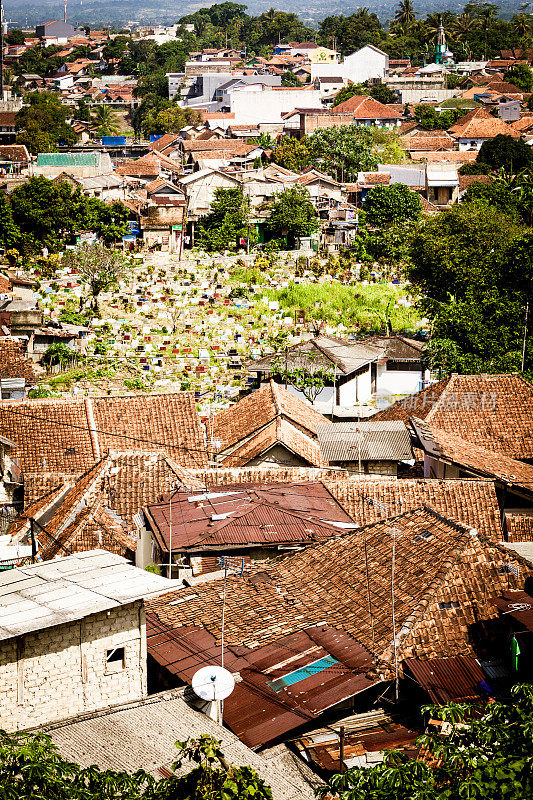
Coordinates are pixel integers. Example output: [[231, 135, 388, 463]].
[[0, 601, 146, 731]]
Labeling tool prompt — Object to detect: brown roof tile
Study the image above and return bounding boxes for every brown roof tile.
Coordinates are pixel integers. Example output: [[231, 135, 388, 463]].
[[448, 107, 520, 139], [0, 338, 37, 385]]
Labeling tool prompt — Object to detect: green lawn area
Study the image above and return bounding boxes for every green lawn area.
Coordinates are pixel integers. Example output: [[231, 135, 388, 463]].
[[265, 281, 422, 333]]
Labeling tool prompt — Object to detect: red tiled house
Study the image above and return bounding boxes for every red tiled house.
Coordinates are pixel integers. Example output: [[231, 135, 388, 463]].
[[210, 380, 331, 469]]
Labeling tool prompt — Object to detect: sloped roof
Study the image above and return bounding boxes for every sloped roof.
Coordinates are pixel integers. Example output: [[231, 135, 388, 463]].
[[43, 688, 315, 800], [144, 480, 355, 552], [146, 506, 530, 745], [0, 338, 37, 385], [372, 377, 451, 423], [182, 138, 248, 152], [212, 380, 329, 453], [0, 145, 31, 163], [411, 417, 533, 495], [246, 336, 383, 376], [0, 393, 207, 474], [448, 107, 520, 139], [359, 335, 425, 361], [326, 477, 501, 541], [36, 152, 100, 167], [317, 420, 413, 463], [333, 95, 402, 119]]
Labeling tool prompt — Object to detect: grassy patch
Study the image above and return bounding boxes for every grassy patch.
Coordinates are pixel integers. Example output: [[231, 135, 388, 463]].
[[265, 282, 421, 332]]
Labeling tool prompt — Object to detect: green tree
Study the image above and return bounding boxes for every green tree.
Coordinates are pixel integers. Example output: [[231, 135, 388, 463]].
[[478, 134, 533, 172], [364, 183, 422, 227], [458, 161, 491, 175], [394, 0, 416, 34], [368, 84, 397, 104], [0, 729, 272, 800], [0, 194, 20, 249], [309, 124, 377, 182], [62, 243, 132, 310], [15, 92, 77, 154], [6, 30, 25, 45], [281, 70, 300, 86], [266, 185, 317, 247], [270, 137, 313, 172], [91, 105, 121, 136], [197, 187, 250, 251], [332, 83, 364, 106], [42, 342, 77, 368], [503, 61, 533, 90], [409, 202, 532, 373], [317, 684, 533, 800]]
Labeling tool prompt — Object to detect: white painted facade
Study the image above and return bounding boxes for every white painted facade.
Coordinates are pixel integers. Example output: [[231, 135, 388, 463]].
[[311, 45, 388, 85], [229, 87, 322, 125], [455, 136, 489, 151]]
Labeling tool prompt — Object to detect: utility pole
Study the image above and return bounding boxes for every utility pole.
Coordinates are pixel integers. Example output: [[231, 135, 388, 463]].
[[521, 301, 529, 373]]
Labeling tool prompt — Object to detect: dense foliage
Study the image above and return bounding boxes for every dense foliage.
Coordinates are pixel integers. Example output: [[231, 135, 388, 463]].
[[317, 684, 533, 800], [364, 184, 423, 227], [266, 186, 317, 247], [477, 135, 533, 173], [197, 187, 251, 251], [0, 177, 129, 254], [409, 202, 532, 374], [15, 93, 77, 154], [0, 731, 272, 800]]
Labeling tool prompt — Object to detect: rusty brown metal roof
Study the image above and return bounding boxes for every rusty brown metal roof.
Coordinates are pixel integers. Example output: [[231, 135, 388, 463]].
[[143, 481, 355, 553], [493, 590, 533, 633], [146, 613, 376, 749], [403, 656, 487, 703]]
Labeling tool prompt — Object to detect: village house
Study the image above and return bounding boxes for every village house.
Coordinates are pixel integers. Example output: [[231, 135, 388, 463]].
[[447, 106, 520, 150], [145, 504, 530, 749], [210, 380, 330, 469], [141, 479, 354, 577], [0, 550, 173, 732], [0, 337, 37, 399]]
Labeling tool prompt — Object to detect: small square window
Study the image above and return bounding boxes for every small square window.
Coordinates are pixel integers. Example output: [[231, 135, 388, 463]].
[[106, 647, 125, 672]]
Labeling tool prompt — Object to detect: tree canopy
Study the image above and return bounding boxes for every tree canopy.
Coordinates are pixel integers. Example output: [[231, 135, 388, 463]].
[[197, 187, 250, 252], [478, 135, 533, 173], [364, 183, 423, 227], [317, 684, 533, 800], [266, 186, 317, 247], [309, 125, 377, 182], [15, 93, 77, 154]]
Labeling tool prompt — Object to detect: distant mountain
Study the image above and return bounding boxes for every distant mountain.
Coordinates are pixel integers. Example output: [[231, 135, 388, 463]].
[[4, 0, 523, 30]]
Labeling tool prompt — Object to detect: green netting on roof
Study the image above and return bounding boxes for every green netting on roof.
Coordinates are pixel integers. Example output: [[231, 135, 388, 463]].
[[36, 152, 99, 167]]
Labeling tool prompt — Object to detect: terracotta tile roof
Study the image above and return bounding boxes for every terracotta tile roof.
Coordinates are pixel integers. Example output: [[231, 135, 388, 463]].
[[509, 114, 533, 132], [398, 121, 419, 135], [0, 338, 37, 386], [407, 134, 455, 151], [41, 503, 136, 560], [213, 380, 329, 452], [0, 393, 207, 474], [7, 484, 69, 540], [182, 139, 247, 152], [326, 477, 501, 541], [373, 378, 451, 423], [148, 133, 181, 152], [147, 504, 528, 674], [506, 511, 533, 542], [448, 107, 520, 139], [363, 172, 391, 185], [375, 374, 533, 460], [458, 174, 492, 192], [0, 145, 31, 163], [333, 94, 402, 119], [411, 151, 479, 163], [411, 417, 533, 496], [43, 459, 109, 538], [190, 465, 347, 486]]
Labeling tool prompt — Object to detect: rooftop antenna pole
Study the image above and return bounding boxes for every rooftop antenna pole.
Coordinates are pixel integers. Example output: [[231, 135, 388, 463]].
[[168, 483, 174, 579], [220, 556, 228, 668], [521, 300, 529, 372], [390, 526, 400, 703], [64, 0, 67, 23]]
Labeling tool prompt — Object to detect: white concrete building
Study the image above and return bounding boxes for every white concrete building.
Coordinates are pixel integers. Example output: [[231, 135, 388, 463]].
[[311, 44, 389, 85], [229, 86, 322, 125]]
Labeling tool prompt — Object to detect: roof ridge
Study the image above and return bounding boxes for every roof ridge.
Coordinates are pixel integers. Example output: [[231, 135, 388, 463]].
[[270, 378, 282, 416]]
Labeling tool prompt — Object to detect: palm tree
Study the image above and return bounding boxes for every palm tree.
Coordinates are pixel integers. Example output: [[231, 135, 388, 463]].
[[394, 0, 416, 34], [450, 13, 476, 42], [91, 105, 121, 136], [513, 13, 531, 37]]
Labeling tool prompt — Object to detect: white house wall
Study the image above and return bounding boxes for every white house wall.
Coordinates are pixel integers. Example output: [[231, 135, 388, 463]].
[[311, 46, 388, 85], [230, 89, 322, 124], [376, 363, 428, 396]]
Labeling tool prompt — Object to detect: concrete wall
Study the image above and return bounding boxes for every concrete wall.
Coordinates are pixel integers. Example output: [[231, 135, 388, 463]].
[[230, 88, 322, 125], [312, 46, 388, 84], [0, 602, 146, 731], [376, 363, 428, 396], [182, 172, 241, 217]]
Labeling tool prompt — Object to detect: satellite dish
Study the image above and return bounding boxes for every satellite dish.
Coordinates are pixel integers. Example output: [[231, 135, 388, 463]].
[[192, 666, 235, 701]]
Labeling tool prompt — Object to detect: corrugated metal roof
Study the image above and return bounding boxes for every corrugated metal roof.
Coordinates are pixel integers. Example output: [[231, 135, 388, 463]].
[[317, 421, 413, 462], [146, 615, 376, 749], [36, 152, 99, 167], [144, 481, 354, 553], [42, 689, 315, 800], [0, 550, 175, 641], [403, 656, 487, 703]]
